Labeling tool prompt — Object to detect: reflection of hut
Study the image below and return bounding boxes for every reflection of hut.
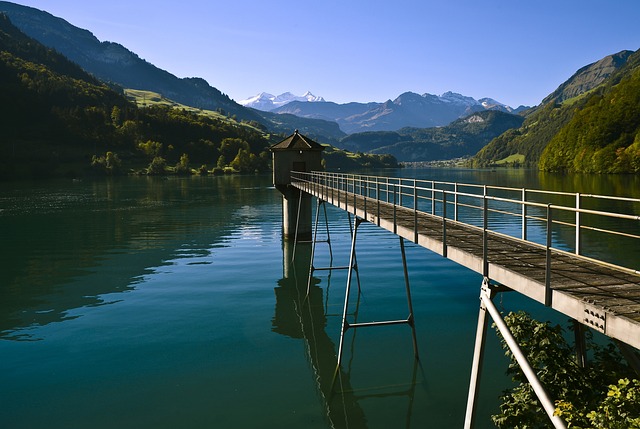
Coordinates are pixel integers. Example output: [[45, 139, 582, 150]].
[[270, 130, 324, 240]]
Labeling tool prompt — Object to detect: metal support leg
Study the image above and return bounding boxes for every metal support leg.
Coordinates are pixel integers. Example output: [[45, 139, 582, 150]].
[[306, 198, 323, 295], [483, 282, 567, 429], [615, 339, 640, 377], [465, 278, 567, 429], [347, 213, 362, 293], [464, 277, 493, 429], [337, 217, 363, 368], [323, 201, 333, 261], [292, 189, 303, 250], [400, 236, 419, 360], [305, 199, 341, 298], [574, 320, 587, 368]]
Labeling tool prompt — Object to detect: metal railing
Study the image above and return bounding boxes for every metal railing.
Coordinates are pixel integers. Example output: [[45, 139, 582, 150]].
[[291, 171, 640, 279]]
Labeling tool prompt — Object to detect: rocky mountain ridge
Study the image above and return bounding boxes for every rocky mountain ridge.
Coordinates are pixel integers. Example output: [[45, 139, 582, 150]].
[[238, 91, 325, 110], [271, 91, 528, 134]]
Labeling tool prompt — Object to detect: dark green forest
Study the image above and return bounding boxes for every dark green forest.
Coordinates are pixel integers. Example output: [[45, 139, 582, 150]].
[[0, 14, 397, 180], [539, 66, 640, 173], [0, 14, 270, 179], [472, 49, 640, 173]]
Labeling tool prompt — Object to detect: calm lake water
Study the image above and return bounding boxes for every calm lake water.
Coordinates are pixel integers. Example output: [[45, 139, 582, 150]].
[[1, 169, 638, 428]]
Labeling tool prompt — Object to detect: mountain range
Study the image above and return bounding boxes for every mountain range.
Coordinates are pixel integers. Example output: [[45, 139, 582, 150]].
[[238, 91, 325, 110], [1, 1, 638, 172], [339, 110, 525, 162], [247, 90, 527, 134], [0, 2, 526, 137], [0, 14, 401, 179], [0, 1, 264, 121]]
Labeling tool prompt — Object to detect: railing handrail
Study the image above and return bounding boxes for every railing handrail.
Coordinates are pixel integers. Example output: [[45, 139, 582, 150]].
[[290, 170, 640, 275]]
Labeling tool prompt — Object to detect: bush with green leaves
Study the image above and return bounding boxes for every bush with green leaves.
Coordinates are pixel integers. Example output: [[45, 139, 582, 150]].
[[493, 311, 638, 428], [90, 151, 122, 175], [146, 156, 167, 175]]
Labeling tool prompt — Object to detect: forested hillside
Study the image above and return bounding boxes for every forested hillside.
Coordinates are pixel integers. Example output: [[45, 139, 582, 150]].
[[338, 110, 524, 162], [0, 13, 272, 179], [472, 50, 640, 173], [539, 63, 640, 173], [0, 14, 396, 179]]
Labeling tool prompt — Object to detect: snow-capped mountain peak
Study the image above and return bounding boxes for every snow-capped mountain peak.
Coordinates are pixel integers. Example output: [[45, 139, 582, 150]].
[[238, 91, 325, 111], [478, 97, 514, 112], [439, 91, 479, 107]]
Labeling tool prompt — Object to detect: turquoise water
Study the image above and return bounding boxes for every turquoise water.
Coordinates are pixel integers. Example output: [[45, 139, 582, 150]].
[[0, 170, 637, 428]]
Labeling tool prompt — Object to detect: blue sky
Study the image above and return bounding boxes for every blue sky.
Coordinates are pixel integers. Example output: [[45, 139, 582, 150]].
[[11, 0, 640, 107]]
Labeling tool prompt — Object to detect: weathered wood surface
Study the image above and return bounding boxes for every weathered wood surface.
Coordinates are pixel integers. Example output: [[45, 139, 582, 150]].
[[295, 183, 640, 350]]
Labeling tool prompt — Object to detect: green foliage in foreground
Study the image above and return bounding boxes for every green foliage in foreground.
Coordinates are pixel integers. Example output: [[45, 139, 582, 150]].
[[494, 311, 639, 429]]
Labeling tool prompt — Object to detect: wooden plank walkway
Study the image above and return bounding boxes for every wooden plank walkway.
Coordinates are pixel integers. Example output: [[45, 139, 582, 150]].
[[293, 180, 640, 350]]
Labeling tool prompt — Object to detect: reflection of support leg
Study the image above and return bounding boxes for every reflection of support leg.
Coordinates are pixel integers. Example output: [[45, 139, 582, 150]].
[[400, 237, 419, 360], [614, 339, 640, 376], [337, 217, 363, 368], [573, 319, 587, 368], [464, 277, 492, 429], [405, 358, 422, 428], [306, 198, 322, 297]]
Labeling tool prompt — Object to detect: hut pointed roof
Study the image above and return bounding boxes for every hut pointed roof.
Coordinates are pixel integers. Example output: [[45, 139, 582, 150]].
[[270, 130, 325, 151]]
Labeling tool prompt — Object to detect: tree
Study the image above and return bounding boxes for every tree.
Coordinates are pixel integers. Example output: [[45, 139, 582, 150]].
[[175, 153, 191, 175], [110, 105, 122, 127], [493, 311, 638, 428], [91, 151, 122, 175], [216, 154, 226, 169], [229, 148, 258, 173], [138, 140, 163, 158], [146, 156, 166, 175], [219, 138, 249, 165]]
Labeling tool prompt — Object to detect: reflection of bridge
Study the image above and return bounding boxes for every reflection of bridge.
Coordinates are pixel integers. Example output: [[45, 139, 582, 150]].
[[274, 239, 422, 428], [291, 171, 640, 429]]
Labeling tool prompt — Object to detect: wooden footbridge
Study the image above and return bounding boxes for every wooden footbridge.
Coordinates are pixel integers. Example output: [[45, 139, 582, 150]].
[[288, 170, 640, 429]]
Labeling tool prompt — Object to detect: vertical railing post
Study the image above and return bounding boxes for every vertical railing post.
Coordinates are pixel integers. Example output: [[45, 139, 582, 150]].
[[483, 188, 488, 277], [431, 180, 435, 215], [522, 188, 528, 241], [393, 183, 397, 234], [454, 182, 459, 222], [575, 193, 581, 255], [353, 176, 357, 216], [386, 177, 390, 203], [443, 190, 448, 257], [545, 203, 553, 307], [376, 178, 380, 226], [337, 173, 341, 208], [413, 179, 418, 243], [363, 176, 367, 219]]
